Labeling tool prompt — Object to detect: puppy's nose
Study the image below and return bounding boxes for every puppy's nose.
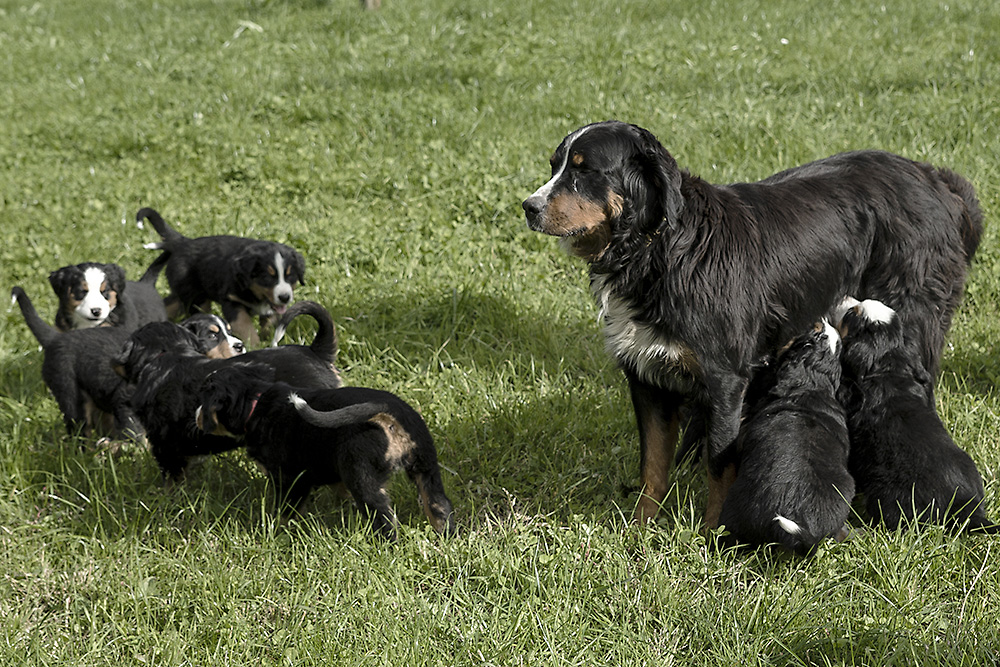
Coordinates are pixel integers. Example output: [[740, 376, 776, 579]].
[[90, 307, 103, 317], [277, 293, 291, 304]]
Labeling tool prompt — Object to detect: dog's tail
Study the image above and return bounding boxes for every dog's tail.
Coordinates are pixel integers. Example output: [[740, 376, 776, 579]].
[[935, 167, 984, 264], [271, 301, 338, 365], [10, 287, 60, 349], [137, 250, 170, 285], [137, 207, 185, 249], [288, 393, 390, 429]]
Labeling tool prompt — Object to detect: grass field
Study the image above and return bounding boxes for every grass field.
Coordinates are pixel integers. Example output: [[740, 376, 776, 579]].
[[2, 0, 1000, 664]]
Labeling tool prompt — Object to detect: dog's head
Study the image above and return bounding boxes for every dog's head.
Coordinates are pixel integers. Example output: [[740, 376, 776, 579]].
[[522, 121, 684, 262], [194, 363, 273, 437], [180, 314, 246, 359], [112, 321, 210, 381], [779, 319, 843, 379], [233, 242, 306, 317], [49, 262, 126, 330]]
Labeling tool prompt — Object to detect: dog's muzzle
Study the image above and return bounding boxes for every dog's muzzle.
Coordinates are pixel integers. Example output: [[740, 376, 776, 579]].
[[522, 195, 546, 231]]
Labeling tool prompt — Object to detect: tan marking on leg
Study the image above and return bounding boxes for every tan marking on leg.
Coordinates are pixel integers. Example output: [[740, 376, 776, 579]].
[[230, 309, 260, 347], [634, 411, 680, 525], [704, 463, 738, 530]]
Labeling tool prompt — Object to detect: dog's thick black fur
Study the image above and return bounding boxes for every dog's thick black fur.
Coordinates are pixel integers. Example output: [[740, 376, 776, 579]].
[[243, 300, 342, 389], [522, 120, 983, 525], [837, 299, 997, 533], [113, 321, 253, 478], [48, 261, 166, 332], [719, 321, 854, 555], [195, 365, 455, 540], [138, 207, 306, 346], [12, 286, 143, 440]]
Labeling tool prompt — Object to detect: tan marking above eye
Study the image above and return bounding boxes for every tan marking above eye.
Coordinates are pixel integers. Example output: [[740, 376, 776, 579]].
[[100, 282, 108, 292], [267, 265, 277, 276], [209, 325, 220, 333], [572, 153, 585, 166]]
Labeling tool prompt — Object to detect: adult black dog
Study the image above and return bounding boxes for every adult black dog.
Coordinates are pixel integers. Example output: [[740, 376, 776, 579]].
[[523, 120, 982, 526]]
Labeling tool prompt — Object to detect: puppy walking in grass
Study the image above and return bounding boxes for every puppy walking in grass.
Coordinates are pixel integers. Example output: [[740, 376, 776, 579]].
[[138, 207, 306, 346]]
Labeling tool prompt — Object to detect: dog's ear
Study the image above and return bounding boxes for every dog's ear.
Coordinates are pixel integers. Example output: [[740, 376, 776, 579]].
[[48, 266, 78, 296], [622, 125, 683, 231], [289, 248, 306, 285], [110, 339, 135, 379], [231, 248, 261, 289], [102, 263, 127, 294]]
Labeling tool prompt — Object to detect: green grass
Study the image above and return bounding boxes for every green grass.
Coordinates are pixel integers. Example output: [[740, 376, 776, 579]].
[[2, 0, 1000, 664]]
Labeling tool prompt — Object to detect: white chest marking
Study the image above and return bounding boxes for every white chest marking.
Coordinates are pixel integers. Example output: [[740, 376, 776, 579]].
[[591, 276, 694, 385]]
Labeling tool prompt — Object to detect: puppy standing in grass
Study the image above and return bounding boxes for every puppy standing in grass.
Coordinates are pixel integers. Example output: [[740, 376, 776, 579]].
[[719, 320, 854, 555], [138, 207, 306, 346], [195, 364, 456, 540], [837, 298, 997, 533]]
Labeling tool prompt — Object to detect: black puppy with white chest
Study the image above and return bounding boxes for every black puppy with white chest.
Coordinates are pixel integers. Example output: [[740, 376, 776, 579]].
[[195, 364, 455, 540], [138, 207, 305, 346], [837, 298, 997, 532], [48, 261, 166, 331], [719, 320, 855, 555]]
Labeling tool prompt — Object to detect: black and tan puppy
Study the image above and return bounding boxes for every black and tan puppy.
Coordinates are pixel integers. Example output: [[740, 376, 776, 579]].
[[179, 313, 246, 359], [112, 322, 255, 479], [48, 261, 167, 331], [837, 298, 997, 532], [138, 207, 305, 346], [719, 320, 854, 555], [195, 364, 455, 540], [11, 286, 143, 441], [523, 120, 982, 527]]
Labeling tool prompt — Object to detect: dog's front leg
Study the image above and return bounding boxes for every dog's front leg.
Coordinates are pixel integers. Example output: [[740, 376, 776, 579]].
[[701, 372, 747, 530], [627, 374, 683, 524]]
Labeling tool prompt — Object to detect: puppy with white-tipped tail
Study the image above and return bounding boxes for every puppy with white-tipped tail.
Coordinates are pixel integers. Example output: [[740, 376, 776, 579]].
[[719, 320, 855, 555], [838, 299, 998, 533], [195, 365, 456, 540]]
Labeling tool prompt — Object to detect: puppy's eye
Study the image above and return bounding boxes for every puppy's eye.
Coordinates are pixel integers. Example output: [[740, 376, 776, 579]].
[[267, 265, 277, 277]]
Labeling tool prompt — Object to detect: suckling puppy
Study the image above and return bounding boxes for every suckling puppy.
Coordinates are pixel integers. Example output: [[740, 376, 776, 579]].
[[719, 320, 854, 555], [195, 364, 455, 540], [11, 286, 143, 441], [48, 261, 167, 331], [138, 207, 305, 346], [837, 299, 997, 532], [523, 120, 982, 526]]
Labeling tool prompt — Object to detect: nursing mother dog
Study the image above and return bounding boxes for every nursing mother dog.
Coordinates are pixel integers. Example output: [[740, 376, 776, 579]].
[[522, 120, 982, 527]]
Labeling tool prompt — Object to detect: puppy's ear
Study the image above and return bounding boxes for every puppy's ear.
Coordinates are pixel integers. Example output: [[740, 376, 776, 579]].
[[111, 339, 134, 379], [232, 248, 260, 289], [623, 125, 683, 231], [48, 266, 77, 295], [289, 248, 306, 285], [102, 263, 127, 293]]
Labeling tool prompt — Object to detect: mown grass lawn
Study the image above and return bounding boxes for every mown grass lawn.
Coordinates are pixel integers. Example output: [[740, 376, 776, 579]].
[[2, 0, 999, 664]]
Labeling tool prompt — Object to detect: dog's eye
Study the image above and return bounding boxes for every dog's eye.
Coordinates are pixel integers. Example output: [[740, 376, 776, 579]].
[[266, 265, 277, 277]]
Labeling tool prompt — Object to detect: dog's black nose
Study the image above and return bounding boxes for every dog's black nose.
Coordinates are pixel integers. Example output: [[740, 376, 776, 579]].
[[278, 293, 291, 304], [522, 196, 545, 219], [90, 307, 103, 317]]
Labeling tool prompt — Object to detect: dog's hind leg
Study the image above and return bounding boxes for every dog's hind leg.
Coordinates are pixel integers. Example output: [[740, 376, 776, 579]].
[[627, 376, 683, 525], [349, 484, 399, 541]]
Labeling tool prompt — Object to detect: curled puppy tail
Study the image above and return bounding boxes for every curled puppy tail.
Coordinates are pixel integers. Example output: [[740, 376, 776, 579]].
[[288, 393, 389, 429], [137, 207, 185, 247], [272, 301, 338, 366], [11, 287, 60, 349]]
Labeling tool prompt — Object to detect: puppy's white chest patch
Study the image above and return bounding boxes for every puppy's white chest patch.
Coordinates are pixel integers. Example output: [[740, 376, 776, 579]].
[[591, 276, 696, 386]]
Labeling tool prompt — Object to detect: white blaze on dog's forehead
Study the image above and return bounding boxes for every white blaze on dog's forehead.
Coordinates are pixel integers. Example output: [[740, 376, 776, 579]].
[[774, 514, 803, 535], [858, 299, 896, 324], [76, 266, 112, 323], [528, 125, 593, 200], [820, 318, 840, 354], [273, 251, 293, 300], [830, 296, 860, 324]]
